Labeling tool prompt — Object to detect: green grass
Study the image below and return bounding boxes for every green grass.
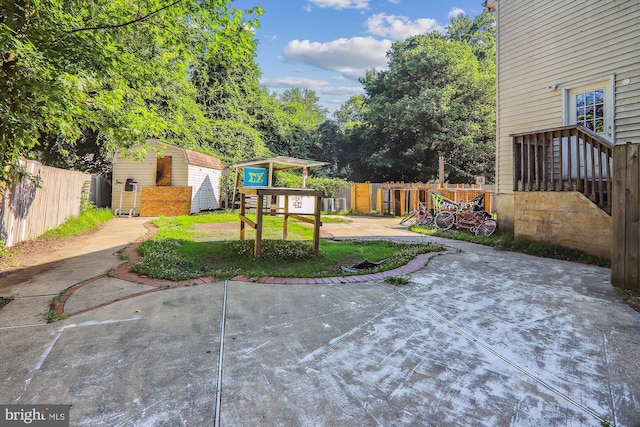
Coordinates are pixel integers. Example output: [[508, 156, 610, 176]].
[[133, 211, 445, 281], [409, 225, 611, 267], [0, 242, 19, 263], [42, 208, 114, 238]]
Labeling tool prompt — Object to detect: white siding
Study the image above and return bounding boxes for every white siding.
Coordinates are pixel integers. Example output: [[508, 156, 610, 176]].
[[187, 165, 221, 213], [496, 0, 640, 206]]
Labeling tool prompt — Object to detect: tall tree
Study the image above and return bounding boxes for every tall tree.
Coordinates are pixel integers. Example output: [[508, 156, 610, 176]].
[[191, 18, 270, 162], [337, 12, 495, 183], [0, 0, 260, 185], [255, 88, 328, 159], [308, 120, 345, 177]]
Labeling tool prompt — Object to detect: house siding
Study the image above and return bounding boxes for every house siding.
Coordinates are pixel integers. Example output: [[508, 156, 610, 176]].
[[496, 0, 640, 227]]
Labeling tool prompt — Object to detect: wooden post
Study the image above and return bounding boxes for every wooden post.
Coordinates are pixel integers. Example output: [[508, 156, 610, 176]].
[[439, 156, 445, 184], [232, 168, 240, 210], [255, 193, 264, 258], [612, 142, 640, 291], [283, 195, 289, 240], [239, 192, 246, 240], [313, 195, 322, 255]]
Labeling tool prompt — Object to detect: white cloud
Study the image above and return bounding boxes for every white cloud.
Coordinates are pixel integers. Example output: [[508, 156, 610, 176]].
[[284, 37, 391, 80], [448, 7, 465, 18], [260, 77, 330, 89], [260, 76, 362, 95], [365, 13, 442, 39], [307, 0, 369, 9], [259, 77, 364, 113]]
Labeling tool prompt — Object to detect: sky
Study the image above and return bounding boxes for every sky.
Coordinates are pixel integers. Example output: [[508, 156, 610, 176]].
[[232, 0, 485, 114]]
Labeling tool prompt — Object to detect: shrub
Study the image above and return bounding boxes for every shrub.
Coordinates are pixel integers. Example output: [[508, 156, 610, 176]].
[[223, 239, 323, 262]]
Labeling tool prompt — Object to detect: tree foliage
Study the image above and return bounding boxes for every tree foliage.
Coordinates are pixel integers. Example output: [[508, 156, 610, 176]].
[[0, 0, 261, 185], [339, 10, 496, 183]]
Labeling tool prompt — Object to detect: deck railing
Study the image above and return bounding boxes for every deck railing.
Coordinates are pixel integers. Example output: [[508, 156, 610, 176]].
[[512, 124, 613, 213]]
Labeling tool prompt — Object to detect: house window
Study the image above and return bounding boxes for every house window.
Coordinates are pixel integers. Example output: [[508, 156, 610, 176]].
[[575, 89, 605, 133], [565, 77, 613, 140]]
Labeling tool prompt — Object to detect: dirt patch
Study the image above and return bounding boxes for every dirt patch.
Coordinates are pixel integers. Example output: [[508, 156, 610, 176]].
[[0, 237, 69, 278]]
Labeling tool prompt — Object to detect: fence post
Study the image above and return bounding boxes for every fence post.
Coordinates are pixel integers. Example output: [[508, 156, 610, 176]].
[[612, 142, 640, 291]]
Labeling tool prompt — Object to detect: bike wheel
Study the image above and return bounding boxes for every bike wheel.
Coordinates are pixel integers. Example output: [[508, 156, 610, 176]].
[[399, 210, 417, 225], [416, 209, 434, 228], [435, 211, 455, 230], [475, 219, 497, 236]]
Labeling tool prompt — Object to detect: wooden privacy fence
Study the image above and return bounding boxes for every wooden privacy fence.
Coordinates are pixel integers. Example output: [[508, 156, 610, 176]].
[[612, 142, 640, 291], [1, 159, 90, 247], [366, 182, 495, 216]]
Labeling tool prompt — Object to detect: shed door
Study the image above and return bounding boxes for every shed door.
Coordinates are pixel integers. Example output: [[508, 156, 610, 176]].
[[156, 156, 172, 186]]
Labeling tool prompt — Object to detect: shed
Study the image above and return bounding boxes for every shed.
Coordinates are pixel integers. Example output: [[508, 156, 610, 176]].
[[112, 139, 223, 216]]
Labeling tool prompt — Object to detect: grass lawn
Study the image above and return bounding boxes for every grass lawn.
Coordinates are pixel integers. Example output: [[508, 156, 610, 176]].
[[409, 224, 610, 267], [132, 212, 445, 281]]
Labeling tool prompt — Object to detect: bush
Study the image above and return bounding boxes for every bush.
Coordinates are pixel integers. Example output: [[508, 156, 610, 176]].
[[274, 171, 348, 198], [223, 239, 323, 262]]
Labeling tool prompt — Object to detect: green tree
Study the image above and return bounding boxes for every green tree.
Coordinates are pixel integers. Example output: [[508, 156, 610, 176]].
[[334, 94, 367, 130], [308, 120, 346, 177], [0, 0, 260, 185], [275, 88, 328, 159], [191, 20, 270, 162], [252, 88, 328, 159], [338, 12, 495, 183]]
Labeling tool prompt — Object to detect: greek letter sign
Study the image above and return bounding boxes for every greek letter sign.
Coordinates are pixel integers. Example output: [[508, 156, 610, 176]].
[[243, 168, 268, 187]]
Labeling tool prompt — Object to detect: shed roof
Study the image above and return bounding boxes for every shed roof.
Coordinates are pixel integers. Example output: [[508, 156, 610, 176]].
[[146, 139, 223, 170], [184, 149, 223, 170]]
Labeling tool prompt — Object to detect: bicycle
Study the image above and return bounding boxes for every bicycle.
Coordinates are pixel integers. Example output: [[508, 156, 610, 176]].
[[434, 208, 498, 236], [399, 202, 434, 227]]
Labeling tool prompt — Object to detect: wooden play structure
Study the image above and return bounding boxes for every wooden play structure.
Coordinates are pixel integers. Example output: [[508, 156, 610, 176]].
[[238, 187, 323, 259], [231, 156, 328, 259]]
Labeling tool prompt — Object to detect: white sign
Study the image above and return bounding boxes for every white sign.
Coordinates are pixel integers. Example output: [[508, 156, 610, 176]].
[[277, 195, 315, 213]]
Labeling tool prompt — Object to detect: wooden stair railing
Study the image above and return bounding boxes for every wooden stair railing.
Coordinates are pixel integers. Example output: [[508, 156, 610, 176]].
[[512, 124, 613, 214]]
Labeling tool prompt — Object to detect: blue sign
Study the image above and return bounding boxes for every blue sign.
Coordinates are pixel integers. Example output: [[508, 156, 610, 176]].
[[244, 167, 268, 186]]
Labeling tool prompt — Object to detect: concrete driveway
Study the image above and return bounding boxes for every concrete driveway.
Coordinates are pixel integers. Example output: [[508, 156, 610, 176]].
[[1, 217, 639, 426]]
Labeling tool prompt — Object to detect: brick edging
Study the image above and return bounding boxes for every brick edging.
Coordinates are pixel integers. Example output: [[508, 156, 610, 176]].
[[230, 249, 452, 285], [56, 222, 452, 317]]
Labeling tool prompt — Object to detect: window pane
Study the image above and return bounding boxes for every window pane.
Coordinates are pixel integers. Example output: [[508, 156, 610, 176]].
[[576, 93, 585, 107], [595, 104, 604, 119], [595, 119, 604, 133], [585, 91, 594, 105], [594, 89, 604, 104], [585, 120, 594, 131], [585, 106, 594, 120]]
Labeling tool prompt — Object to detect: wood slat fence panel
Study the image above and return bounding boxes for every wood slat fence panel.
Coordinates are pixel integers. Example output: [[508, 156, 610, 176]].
[[1, 160, 90, 247], [612, 142, 640, 291], [373, 182, 495, 216]]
